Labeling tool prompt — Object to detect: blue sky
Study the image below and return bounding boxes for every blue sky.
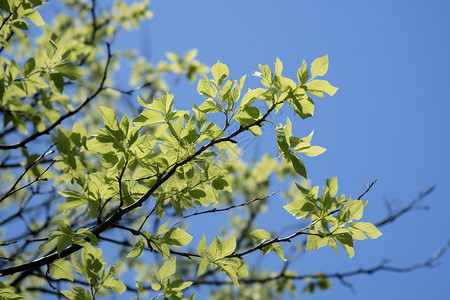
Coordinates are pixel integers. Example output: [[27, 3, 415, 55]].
[[117, 1, 450, 299]]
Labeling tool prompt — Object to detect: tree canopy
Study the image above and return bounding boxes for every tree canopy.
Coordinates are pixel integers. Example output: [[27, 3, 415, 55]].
[[0, 1, 446, 299]]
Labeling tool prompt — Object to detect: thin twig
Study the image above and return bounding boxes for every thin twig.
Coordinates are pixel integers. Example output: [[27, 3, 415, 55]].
[[196, 240, 450, 286], [105, 81, 153, 95], [0, 43, 113, 150], [0, 144, 55, 203], [357, 180, 378, 200], [182, 192, 275, 219], [376, 186, 435, 227]]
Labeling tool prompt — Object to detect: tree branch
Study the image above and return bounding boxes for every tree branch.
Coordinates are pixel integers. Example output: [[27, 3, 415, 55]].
[[181, 192, 275, 220], [196, 241, 450, 286], [0, 99, 284, 277], [0, 43, 113, 150], [376, 186, 435, 227]]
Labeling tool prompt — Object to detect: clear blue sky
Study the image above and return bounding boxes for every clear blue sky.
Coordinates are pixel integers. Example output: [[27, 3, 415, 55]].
[[115, 1, 449, 299]]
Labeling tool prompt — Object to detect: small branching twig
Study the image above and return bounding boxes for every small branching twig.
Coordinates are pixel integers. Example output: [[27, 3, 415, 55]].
[[182, 192, 275, 219], [196, 241, 450, 286], [376, 186, 435, 227], [0, 144, 55, 203]]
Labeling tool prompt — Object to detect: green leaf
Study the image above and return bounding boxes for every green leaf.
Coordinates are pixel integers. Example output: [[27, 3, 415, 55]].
[[57, 220, 73, 235], [133, 109, 165, 125], [256, 64, 273, 87], [283, 198, 315, 220], [157, 218, 171, 236], [221, 236, 236, 257], [50, 73, 64, 93], [0, 282, 24, 300], [338, 199, 365, 223], [151, 281, 161, 291], [61, 287, 91, 300], [127, 238, 145, 258], [23, 57, 35, 76], [159, 257, 176, 281], [99, 106, 120, 131], [297, 145, 326, 157], [305, 235, 328, 251], [240, 87, 267, 108], [197, 79, 217, 99], [250, 229, 271, 245], [197, 257, 210, 277], [211, 61, 229, 86], [163, 228, 193, 246], [325, 177, 338, 197], [11, 20, 28, 31], [49, 259, 74, 281], [351, 222, 382, 239], [212, 178, 230, 191], [56, 235, 72, 256], [198, 99, 222, 113], [103, 277, 126, 294], [234, 105, 261, 127], [291, 90, 315, 119], [46, 39, 57, 59], [54, 62, 85, 80], [275, 57, 283, 75], [56, 129, 71, 154], [328, 237, 339, 254], [209, 236, 222, 260], [271, 243, 286, 261], [136, 281, 144, 295], [275, 125, 290, 157], [0, 1, 13, 13], [317, 277, 332, 291], [184, 48, 198, 61], [311, 54, 329, 78], [305, 79, 338, 96], [297, 59, 309, 85], [222, 265, 240, 286], [335, 233, 354, 258], [197, 235, 208, 256], [289, 153, 307, 178], [24, 9, 45, 26]]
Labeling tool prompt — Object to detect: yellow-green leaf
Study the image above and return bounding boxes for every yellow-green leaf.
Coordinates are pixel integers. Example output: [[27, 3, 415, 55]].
[[352, 222, 383, 239], [49, 259, 74, 281], [211, 60, 229, 86], [54, 62, 85, 80], [306, 79, 338, 96], [311, 54, 329, 78]]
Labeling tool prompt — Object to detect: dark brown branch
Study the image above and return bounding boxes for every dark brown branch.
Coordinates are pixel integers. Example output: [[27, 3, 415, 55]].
[[27, 271, 142, 294], [376, 186, 435, 227], [138, 174, 218, 231], [0, 126, 15, 138], [229, 180, 379, 258], [182, 192, 275, 219], [0, 5, 19, 31], [105, 81, 153, 95], [196, 241, 449, 286], [0, 158, 54, 169], [107, 226, 200, 259], [0, 43, 113, 150], [357, 179, 377, 200]]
